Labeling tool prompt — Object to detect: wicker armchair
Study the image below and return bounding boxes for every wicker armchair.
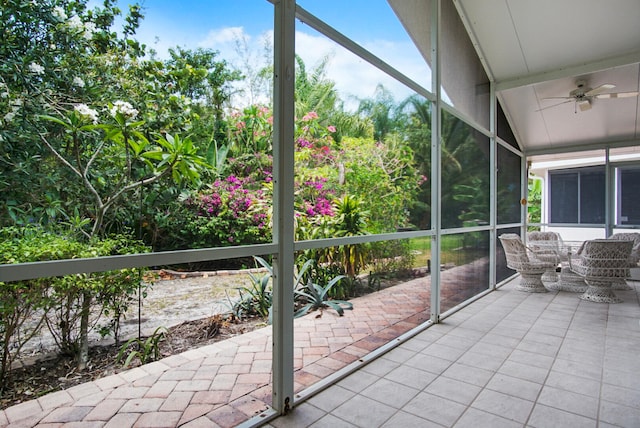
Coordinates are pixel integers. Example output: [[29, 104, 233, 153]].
[[607, 233, 640, 290], [499, 234, 559, 293], [527, 231, 563, 282], [569, 239, 633, 303]]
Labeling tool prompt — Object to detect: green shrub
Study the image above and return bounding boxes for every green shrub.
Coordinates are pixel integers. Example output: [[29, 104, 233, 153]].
[[368, 239, 416, 278], [117, 326, 167, 368], [0, 226, 152, 378], [0, 226, 81, 389]]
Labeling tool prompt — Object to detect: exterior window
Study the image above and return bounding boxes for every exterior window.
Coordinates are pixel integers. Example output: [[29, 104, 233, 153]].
[[618, 167, 640, 225], [549, 167, 605, 224]]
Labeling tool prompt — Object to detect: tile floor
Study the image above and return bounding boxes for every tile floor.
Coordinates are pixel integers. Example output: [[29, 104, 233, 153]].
[[266, 279, 640, 428]]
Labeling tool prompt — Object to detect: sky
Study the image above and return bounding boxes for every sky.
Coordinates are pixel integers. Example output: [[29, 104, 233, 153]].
[[108, 0, 431, 109]]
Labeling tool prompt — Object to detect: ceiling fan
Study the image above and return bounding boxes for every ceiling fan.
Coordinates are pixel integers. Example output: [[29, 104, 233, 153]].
[[538, 79, 640, 113]]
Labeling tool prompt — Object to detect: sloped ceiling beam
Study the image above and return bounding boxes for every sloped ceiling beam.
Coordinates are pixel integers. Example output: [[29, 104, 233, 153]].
[[496, 51, 640, 91]]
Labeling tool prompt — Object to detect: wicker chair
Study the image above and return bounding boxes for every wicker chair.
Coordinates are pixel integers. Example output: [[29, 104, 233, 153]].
[[569, 239, 633, 303], [607, 233, 640, 290], [499, 234, 559, 293], [527, 231, 563, 282]]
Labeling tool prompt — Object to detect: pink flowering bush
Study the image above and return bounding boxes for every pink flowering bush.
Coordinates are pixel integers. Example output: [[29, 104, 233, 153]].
[[184, 175, 270, 245], [151, 106, 420, 258], [297, 177, 335, 218]]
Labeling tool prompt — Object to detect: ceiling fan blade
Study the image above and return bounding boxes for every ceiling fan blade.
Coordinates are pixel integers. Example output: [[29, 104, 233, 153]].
[[541, 96, 574, 100], [535, 99, 573, 112], [593, 91, 640, 99], [585, 83, 616, 97]]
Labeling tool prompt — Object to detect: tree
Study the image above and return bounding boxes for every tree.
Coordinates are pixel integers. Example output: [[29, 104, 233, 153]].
[[163, 47, 242, 145], [357, 84, 401, 141], [38, 104, 209, 238], [0, 0, 244, 370]]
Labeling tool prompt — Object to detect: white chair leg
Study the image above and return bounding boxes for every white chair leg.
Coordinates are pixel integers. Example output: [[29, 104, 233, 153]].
[[580, 278, 622, 303], [517, 272, 548, 293]]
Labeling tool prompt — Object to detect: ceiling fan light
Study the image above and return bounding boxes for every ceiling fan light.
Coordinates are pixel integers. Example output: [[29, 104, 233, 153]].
[[578, 99, 592, 111]]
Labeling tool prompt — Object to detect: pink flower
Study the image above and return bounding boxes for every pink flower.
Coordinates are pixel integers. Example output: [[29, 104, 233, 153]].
[[327, 125, 336, 133], [258, 106, 270, 116], [297, 138, 313, 148], [302, 111, 319, 121]]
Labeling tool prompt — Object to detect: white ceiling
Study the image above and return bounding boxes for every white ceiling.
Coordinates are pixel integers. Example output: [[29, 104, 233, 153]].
[[393, 0, 640, 159], [457, 0, 640, 157]]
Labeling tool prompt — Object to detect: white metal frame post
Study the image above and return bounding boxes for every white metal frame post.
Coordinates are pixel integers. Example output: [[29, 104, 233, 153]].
[[521, 155, 528, 238], [605, 148, 613, 237], [430, 0, 442, 323], [489, 82, 497, 289], [272, 0, 296, 415]]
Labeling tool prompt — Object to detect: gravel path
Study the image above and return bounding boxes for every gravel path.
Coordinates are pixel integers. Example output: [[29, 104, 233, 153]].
[[19, 270, 258, 357]]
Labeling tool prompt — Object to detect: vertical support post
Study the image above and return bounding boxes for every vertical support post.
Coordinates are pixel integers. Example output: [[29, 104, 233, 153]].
[[605, 148, 613, 238], [272, 0, 296, 415], [489, 82, 497, 289], [521, 156, 527, 237], [430, 0, 441, 323]]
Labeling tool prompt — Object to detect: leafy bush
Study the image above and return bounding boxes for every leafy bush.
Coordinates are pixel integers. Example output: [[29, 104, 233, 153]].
[[0, 226, 152, 377], [368, 239, 416, 278], [150, 154, 273, 253], [0, 226, 81, 388], [117, 326, 167, 368]]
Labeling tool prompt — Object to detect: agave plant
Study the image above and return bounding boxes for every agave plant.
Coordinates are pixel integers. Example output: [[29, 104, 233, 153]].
[[231, 256, 273, 319], [294, 268, 353, 317]]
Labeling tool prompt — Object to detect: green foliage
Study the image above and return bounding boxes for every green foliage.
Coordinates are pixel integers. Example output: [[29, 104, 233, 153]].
[[453, 176, 489, 227], [229, 256, 273, 320], [1, 0, 144, 229], [331, 195, 369, 278], [37, 103, 211, 239], [294, 55, 341, 123], [228, 256, 356, 322], [228, 105, 273, 156], [368, 239, 416, 278], [339, 136, 420, 232], [0, 226, 82, 387], [0, 226, 151, 373], [41, 234, 151, 360], [116, 326, 167, 368], [294, 263, 352, 318], [1, 0, 239, 238], [0, 277, 50, 392], [528, 177, 542, 226], [294, 254, 352, 299], [91, 236, 153, 346]]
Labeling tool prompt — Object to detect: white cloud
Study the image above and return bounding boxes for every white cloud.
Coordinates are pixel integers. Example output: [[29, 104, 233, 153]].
[[200, 26, 245, 46], [294, 31, 431, 109], [138, 21, 432, 110]]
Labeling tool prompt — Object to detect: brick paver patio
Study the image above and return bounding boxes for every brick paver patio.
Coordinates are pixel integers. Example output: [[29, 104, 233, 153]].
[[0, 265, 488, 427]]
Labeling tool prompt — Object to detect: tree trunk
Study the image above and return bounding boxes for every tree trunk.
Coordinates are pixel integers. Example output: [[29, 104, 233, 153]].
[[77, 290, 92, 370]]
